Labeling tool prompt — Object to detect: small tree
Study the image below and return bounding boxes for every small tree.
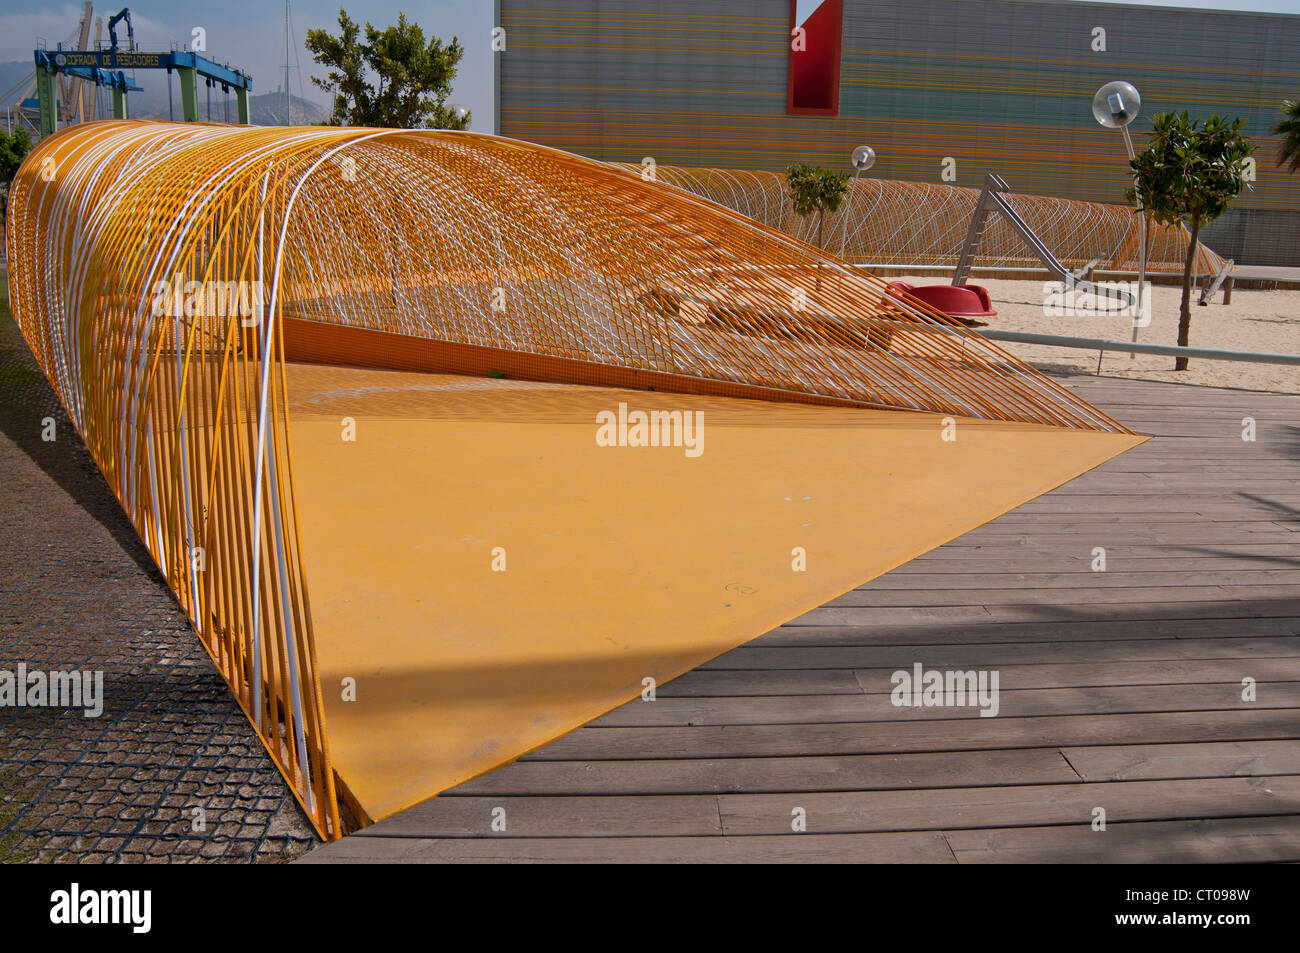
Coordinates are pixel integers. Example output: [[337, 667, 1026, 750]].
[[0, 127, 32, 230], [786, 163, 849, 251], [307, 7, 468, 129], [786, 164, 849, 292], [1127, 112, 1253, 371], [1271, 99, 1300, 173], [0, 127, 32, 182]]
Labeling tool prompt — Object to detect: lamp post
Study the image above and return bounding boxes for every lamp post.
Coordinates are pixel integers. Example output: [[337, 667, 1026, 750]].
[[1092, 81, 1146, 351], [838, 144, 875, 259]]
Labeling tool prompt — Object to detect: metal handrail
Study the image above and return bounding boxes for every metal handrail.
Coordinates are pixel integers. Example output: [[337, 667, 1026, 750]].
[[973, 328, 1300, 367]]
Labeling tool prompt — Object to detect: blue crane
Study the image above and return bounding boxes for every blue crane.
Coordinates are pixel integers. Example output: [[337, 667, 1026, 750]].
[[32, 7, 253, 137]]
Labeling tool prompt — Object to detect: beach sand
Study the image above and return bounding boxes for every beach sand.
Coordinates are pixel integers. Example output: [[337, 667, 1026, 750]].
[[893, 275, 1299, 396]]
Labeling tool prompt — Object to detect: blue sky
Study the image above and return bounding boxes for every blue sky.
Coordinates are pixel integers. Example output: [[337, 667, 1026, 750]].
[[1, 1, 1294, 132]]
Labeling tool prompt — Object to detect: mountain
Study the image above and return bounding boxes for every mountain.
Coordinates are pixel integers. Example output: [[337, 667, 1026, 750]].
[[247, 90, 329, 126]]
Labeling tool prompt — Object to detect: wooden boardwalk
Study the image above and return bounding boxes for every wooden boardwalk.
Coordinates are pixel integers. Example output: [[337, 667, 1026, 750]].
[[303, 373, 1300, 863]]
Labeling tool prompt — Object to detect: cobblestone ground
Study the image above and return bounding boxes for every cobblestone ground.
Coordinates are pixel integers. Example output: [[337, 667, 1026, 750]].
[[0, 275, 319, 862]]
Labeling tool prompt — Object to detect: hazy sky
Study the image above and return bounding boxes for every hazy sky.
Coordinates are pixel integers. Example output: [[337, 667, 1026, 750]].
[[1, 1, 1294, 132]]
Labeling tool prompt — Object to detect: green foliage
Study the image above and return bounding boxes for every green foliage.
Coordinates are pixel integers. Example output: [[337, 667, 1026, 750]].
[[785, 163, 849, 219], [1125, 112, 1253, 229], [0, 128, 32, 229], [1125, 112, 1254, 370], [1271, 99, 1300, 174], [306, 7, 468, 129], [0, 127, 33, 184], [785, 163, 849, 250]]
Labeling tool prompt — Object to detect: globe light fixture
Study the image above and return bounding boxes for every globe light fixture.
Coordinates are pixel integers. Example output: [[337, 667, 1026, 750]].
[[851, 144, 877, 172], [1092, 81, 1141, 135], [447, 102, 471, 126]]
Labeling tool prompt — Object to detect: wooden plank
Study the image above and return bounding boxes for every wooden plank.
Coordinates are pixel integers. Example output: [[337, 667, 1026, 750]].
[[339, 775, 1300, 839], [700, 636, 1300, 670], [1003, 501, 1300, 517], [903, 557, 1300, 572], [853, 657, 1300, 690], [955, 522, 1293, 536], [755, 617, 1300, 648], [795, 600, 1300, 625], [1095, 467, 1298, 477], [1006, 504, 1295, 516], [862, 569, 1300, 590], [661, 655, 1300, 693], [298, 830, 957, 863], [945, 816, 1300, 864], [953, 527, 1294, 540], [1063, 740, 1300, 781], [1053, 477, 1299, 488], [529, 709, 1300, 760], [447, 748, 1081, 796], [1037, 488, 1300, 500], [914, 540, 1300, 554], [719, 775, 1300, 835], [825, 585, 1300, 607], [662, 668, 865, 695], [354, 794, 724, 838], [589, 683, 1300, 727]]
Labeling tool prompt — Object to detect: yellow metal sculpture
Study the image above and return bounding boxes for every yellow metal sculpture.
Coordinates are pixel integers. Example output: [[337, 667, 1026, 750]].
[[627, 164, 1228, 276], [7, 121, 1140, 837]]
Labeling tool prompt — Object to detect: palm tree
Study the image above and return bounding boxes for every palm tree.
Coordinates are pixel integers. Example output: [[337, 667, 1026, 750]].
[[1272, 100, 1300, 173]]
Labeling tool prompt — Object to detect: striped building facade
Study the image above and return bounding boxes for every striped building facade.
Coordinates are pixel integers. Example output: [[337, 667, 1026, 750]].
[[496, 0, 1300, 266]]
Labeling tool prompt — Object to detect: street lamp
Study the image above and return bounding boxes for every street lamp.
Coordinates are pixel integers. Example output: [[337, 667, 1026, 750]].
[[839, 145, 876, 258], [1092, 81, 1146, 349], [851, 144, 876, 173], [446, 102, 471, 128]]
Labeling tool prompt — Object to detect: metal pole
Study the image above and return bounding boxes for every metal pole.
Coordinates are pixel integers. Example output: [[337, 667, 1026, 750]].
[[838, 169, 860, 259], [284, 0, 291, 125], [1121, 125, 1146, 356], [36, 65, 59, 137], [177, 66, 199, 121]]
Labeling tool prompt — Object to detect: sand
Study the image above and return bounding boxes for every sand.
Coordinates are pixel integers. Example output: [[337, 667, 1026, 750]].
[[892, 275, 1300, 396]]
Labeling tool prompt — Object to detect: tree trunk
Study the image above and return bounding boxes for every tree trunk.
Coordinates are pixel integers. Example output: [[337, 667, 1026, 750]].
[[1175, 213, 1201, 372]]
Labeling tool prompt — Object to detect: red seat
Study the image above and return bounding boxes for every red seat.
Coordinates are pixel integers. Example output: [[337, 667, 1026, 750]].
[[886, 281, 997, 318]]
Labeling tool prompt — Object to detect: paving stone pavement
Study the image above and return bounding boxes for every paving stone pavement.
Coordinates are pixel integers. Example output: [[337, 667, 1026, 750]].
[[0, 275, 319, 862]]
